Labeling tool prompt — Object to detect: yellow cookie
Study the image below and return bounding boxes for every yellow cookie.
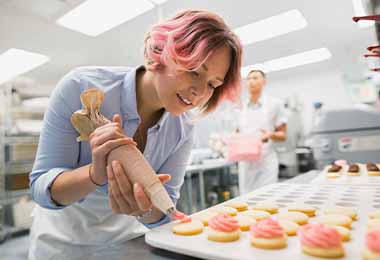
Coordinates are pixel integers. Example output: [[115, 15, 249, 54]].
[[251, 201, 279, 214], [242, 210, 271, 221], [225, 201, 248, 212], [172, 220, 204, 236], [277, 211, 309, 225], [233, 215, 256, 231], [315, 214, 352, 229], [302, 245, 345, 258], [326, 172, 340, 178], [278, 219, 299, 236], [212, 206, 238, 216], [369, 211, 380, 219], [368, 171, 380, 176], [323, 206, 358, 220], [192, 211, 218, 226], [363, 247, 380, 260], [328, 225, 351, 242], [368, 219, 380, 231], [207, 229, 240, 242], [251, 234, 287, 249], [288, 203, 316, 217]]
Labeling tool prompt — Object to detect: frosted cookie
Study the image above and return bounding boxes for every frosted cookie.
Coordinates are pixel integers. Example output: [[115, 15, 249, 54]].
[[367, 163, 380, 176], [288, 203, 317, 217], [334, 160, 347, 167], [328, 225, 351, 242], [250, 218, 287, 249], [277, 211, 309, 225], [323, 206, 358, 220], [242, 210, 271, 221], [224, 201, 248, 212], [299, 223, 345, 258], [212, 206, 238, 216], [315, 214, 352, 229], [363, 231, 380, 260], [368, 219, 380, 231], [369, 211, 380, 219], [328, 164, 342, 173], [251, 201, 279, 214], [233, 215, 256, 231], [172, 219, 204, 236], [207, 214, 240, 242], [347, 163, 360, 176], [278, 219, 299, 236], [192, 210, 218, 226], [326, 172, 341, 179]]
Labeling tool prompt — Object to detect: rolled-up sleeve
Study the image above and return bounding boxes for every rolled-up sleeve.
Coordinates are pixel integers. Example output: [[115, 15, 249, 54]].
[[29, 70, 82, 209]]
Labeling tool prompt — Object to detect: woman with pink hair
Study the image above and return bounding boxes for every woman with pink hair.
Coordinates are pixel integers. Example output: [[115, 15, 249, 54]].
[[28, 9, 242, 259]]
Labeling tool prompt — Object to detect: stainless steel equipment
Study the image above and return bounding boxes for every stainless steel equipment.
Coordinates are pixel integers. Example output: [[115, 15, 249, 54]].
[[309, 107, 380, 169]]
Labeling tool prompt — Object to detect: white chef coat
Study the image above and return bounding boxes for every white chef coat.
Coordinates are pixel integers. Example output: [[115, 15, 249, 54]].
[[238, 95, 287, 195]]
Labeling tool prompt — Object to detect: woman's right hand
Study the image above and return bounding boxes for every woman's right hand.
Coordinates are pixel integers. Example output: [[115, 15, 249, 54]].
[[88, 114, 136, 185]]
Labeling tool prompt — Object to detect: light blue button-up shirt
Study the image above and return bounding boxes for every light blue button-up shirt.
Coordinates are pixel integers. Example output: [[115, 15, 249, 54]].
[[29, 66, 194, 227]]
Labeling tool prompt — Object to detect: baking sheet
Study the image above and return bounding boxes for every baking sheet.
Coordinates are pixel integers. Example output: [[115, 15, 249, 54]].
[[146, 182, 380, 260]]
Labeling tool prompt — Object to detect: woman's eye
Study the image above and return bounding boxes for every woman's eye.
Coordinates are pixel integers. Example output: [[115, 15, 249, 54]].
[[208, 83, 216, 90]]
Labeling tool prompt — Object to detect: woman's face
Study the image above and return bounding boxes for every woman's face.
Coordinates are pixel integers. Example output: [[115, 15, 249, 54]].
[[154, 46, 231, 116]]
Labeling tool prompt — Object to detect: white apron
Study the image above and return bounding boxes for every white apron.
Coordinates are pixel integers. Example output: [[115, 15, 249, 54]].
[[238, 99, 280, 195], [28, 190, 148, 260]]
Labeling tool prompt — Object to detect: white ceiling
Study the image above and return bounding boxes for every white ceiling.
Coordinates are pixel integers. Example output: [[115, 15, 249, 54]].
[[0, 0, 377, 89]]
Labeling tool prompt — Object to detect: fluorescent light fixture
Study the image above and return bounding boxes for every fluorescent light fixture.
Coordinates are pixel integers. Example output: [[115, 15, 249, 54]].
[[241, 48, 332, 77], [352, 0, 374, 28], [234, 9, 307, 45], [0, 49, 50, 85], [57, 0, 155, 37]]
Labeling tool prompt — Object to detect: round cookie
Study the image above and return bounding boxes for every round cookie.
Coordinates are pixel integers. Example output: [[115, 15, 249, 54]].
[[278, 219, 299, 236], [363, 231, 380, 260], [314, 214, 352, 229], [233, 215, 256, 231], [277, 211, 309, 225], [323, 206, 358, 220], [192, 210, 218, 226], [251, 201, 279, 214], [242, 210, 271, 221], [212, 206, 238, 216], [369, 211, 380, 219], [224, 201, 248, 212], [368, 219, 380, 231], [287, 203, 317, 217], [172, 219, 204, 236], [250, 218, 287, 249], [326, 172, 340, 179], [328, 225, 351, 242], [207, 214, 240, 242]]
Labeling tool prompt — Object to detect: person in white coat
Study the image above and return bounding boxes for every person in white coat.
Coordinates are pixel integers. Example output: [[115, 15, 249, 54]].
[[28, 10, 243, 259], [238, 70, 287, 195]]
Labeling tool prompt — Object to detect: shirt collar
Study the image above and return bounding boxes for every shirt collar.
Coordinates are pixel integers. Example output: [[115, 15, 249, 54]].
[[247, 95, 265, 108], [121, 65, 169, 128]]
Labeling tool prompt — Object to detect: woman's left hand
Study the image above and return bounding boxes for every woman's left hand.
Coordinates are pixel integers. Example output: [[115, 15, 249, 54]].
[[107, 160, 171, 216]]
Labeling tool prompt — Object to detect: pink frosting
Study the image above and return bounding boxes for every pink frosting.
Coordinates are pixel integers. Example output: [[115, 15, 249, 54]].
[[334, 160, 347, 166], [209, 214, 239, 232], [171, 210, 191, 223], [250, 218, 284, 239], [366, 231, 380, 253], [299, 223, 341, 248]]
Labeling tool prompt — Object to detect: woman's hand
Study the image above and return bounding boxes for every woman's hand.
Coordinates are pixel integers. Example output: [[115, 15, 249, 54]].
[[107, 160, 171, 217], [89, 114, 136, 185]]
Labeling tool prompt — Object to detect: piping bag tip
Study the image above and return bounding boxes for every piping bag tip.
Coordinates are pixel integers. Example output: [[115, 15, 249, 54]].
[[170, 208, 192, 223]]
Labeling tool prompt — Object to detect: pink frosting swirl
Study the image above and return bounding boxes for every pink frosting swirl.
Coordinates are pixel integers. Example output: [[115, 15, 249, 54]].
[[299, 223, 341, 248], [366, 231, 380, 253], [209, 213, 239, 232], [250, 218, 284, 239], [171, 210, 191, 223]]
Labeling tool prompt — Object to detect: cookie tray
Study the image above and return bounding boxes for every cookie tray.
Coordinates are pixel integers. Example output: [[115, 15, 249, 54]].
[[146, 182, 380, 260]]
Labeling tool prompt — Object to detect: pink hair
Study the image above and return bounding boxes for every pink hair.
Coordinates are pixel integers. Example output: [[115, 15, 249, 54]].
[[144, 10, 243, 113]]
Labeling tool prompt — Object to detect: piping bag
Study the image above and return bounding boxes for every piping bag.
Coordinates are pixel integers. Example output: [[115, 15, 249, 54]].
[[71, 88, 191, 220]]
